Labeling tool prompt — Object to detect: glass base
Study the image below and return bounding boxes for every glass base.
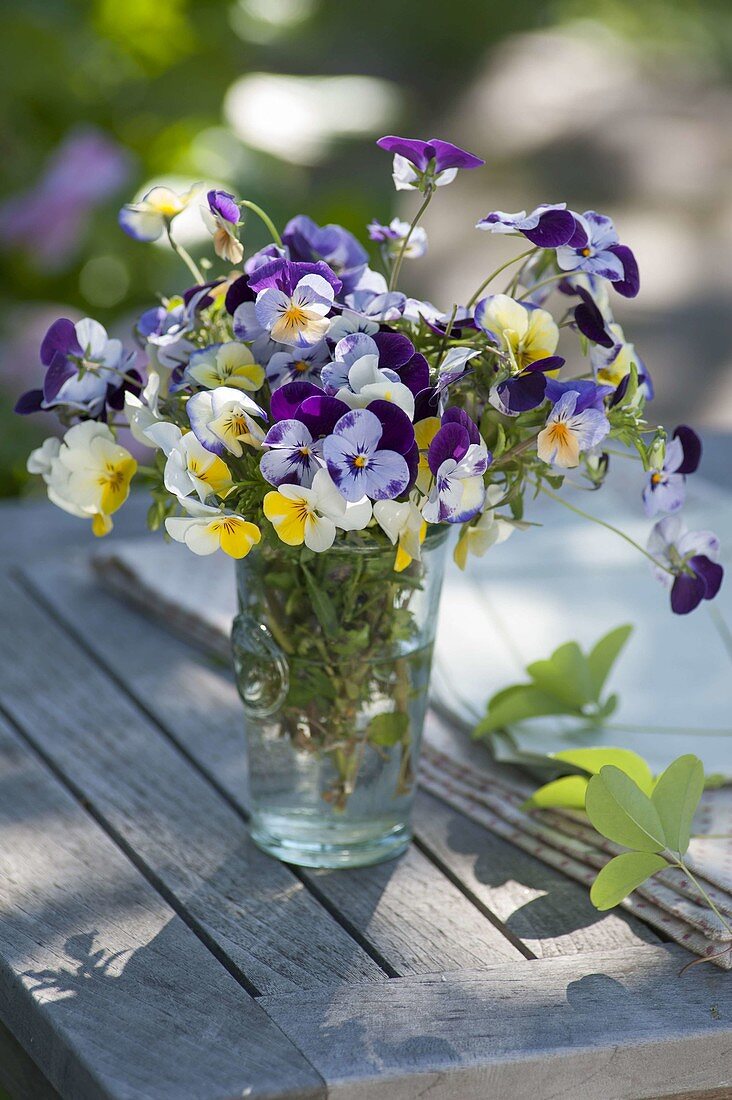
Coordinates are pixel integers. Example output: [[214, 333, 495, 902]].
[[249, 811, 412, 868]]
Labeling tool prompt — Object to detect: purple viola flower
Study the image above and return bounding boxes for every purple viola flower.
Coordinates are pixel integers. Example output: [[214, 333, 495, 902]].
[[490, 356, 566, 416], [260, 419, 324, 488], [282, 215, 368, 275], [321, 332, 426, 419], [422, 409, 491, 524], [203, 190, 242, 264], [643, 426, 702, 517], [544, 377, 612, 412], [15, 316, 136, 420], [244, 244, 288, 275], [556, 212, 640, 298], [648, 515, 723, 615], [476, 204, 576, 248], [334, 267, 406, 326], [572, 287, 615, 348], [323, 405, 414, 502], [377, 136, 484, 191], [266, 340, 330, 391], [249, 259, 340, 349]]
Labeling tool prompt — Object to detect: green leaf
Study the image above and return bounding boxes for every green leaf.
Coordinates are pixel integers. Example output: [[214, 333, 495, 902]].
[[523, 774, 589, 810], [585, 766, 667, 852], [586, 624, 633, 698], [300, 565, 338, 637], [590, 851, 668, 910], [551, 748, 654, 795], [651, 754, 705, 856], [526, 641, 595, 710], [474, 684, 569, 736], [368, 711, 409, 746]]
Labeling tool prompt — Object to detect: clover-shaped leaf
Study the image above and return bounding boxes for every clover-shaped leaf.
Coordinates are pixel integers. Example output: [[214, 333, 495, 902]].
[[590, 851, 668, 910], [651, 754, 704, 856], [585, 765, 666, 852]]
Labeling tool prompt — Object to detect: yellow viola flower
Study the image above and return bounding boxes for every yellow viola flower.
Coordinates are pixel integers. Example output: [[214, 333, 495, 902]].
[[119, 184, 201, 242], [166, 502, 260, 559], [186, 342, 265, 392], [373, 499, 426, 572], [145, 423, 234, 503], [263, 469, 349, 553], [43, 421, 137, 537], [475, 294, 559, 371]]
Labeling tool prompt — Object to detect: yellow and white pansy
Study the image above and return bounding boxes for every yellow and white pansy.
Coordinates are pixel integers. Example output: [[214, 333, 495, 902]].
[[187, 386, 265, 457], [145, 422, 233, 503], [590, 322, 640, 388], [119, 184, 201, 242], [166, 499, 260, 559], [185, 342, 264, 392], [453, 485, 520, 569], [33, 421, 137, 536], [263, 468, 370, 553], [373, 498, 426, 572], [475, 294, 559, 372]]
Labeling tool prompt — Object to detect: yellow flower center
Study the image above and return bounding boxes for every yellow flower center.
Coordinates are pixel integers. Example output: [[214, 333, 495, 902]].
[[546, 422, 571, 447], [651, 471, 665, 484], [283, 305, 308, 328], [353, 454, 368, 468], [98, 462, 126, 492], [581, 247, 592, 258], [299, 446, 311, 457], [294, 360, 310, 372]]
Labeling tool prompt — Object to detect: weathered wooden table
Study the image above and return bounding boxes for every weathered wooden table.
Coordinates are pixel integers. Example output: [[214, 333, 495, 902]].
[[0, 486, 730, 1100]]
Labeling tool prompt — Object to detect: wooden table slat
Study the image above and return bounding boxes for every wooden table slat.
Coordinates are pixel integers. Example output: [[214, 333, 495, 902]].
[[0, 576, 384, 996], [0, 712, 323, 1100], [260, 945, 732, 1100]]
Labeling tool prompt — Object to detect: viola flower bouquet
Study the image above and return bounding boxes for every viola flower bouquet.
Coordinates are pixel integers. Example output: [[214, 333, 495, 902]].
[[18, 136, 724, 868]]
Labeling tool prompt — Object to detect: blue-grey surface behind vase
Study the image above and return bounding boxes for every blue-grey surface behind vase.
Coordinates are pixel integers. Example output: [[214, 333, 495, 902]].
[[232, 528, 450, 868]]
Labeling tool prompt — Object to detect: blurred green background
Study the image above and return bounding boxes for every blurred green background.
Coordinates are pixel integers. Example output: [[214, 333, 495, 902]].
[[2, 0, 732, 496]]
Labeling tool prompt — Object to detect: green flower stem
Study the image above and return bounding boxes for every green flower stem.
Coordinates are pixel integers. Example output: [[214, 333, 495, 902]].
[[495, 432, 540, 465], [517, 270, 570, 301], [388, 188, 434, 292], [466, 246, 538, 309], [533, 479, 675, 575], [672, 858, 732, 941], [165, 223, 205, 284], [239, 200, 283, 247]]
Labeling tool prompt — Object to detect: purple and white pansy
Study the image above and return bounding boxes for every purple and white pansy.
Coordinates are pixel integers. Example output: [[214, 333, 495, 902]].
[[476, 204, 576, 248], [249, 259, 341, 348], [202, 189, 243, 264], [537, 388, 610, 468], [377, 136, 484, 192], [16, 317, 137, 420], [265, 340, 330, 391], [323, 405, 415, 502], [556, 211, 639, 298], [422, 408, 491, 524], [643, 426, 701, 518], [648, 515, 723, 615]]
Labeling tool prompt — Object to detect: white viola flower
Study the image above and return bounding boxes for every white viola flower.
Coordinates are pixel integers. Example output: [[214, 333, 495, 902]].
[[255, 274, 335, 348], [185, 342, 265, 392], [324, 335, 415, 420], [263, 467, 351, 553], [166, 499, 260, 560], [373, 498, 425, 572], [342, 267, 406, 322], [537, 391, 610, 469], [119, 183, 201, 242], [27, 436, 61, 479], [145, 423, 233, 504], [187, 386, 265, 457], [453, 486, 522, 570], [43, 421, 136, 536], [124, 372, 162, 445]]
